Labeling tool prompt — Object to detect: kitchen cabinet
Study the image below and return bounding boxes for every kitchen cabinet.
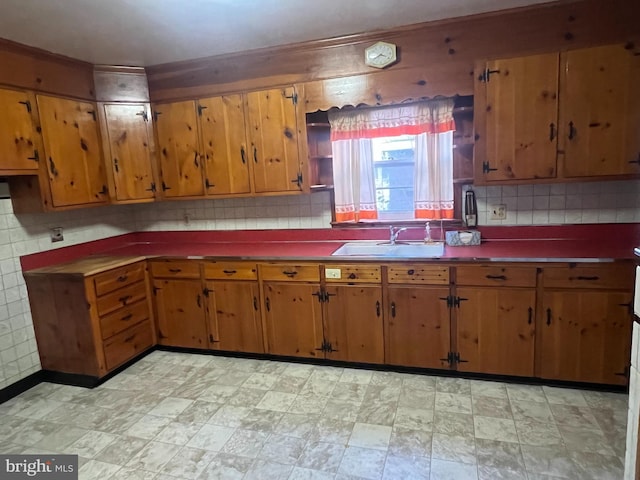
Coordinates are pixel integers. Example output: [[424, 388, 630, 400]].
[[100, 103, 158, 203], [386, 266, 451, 369], [153, 100, 204, 198], [24, 258, 154, 381], [203, 261, 264, 353], [539, 263, 634, 385], [150, 260, 208, 348], [260, 263, 324, 358], [37, 95, 109, 207], [153, 86, 306, 199], [323, 265, 384, 364], [474, 44, 640, 184], [0, 87, 40, 173]]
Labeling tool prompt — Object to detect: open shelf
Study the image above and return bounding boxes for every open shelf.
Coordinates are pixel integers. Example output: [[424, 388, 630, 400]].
[[307, 110, 334, 189]]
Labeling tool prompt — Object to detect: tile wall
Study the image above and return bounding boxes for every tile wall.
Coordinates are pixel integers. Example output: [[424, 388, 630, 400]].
[[0, 180, 639, 391]]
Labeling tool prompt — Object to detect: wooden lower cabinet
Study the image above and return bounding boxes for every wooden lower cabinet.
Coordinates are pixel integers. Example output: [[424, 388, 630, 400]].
[[262, 282, 324, 358], [323, 285, 384, 364], [456, 287, 536, 377], [540, 290, 632, 385], [386, 286, 451, 369], [205, 280, 264, 353], [153, 278, 208, 348]]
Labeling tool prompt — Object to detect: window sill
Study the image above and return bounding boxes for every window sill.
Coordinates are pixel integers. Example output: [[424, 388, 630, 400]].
[[331, 218, 466, 228]]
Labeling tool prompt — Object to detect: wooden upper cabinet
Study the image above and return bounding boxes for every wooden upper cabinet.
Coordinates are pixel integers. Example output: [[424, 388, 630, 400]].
[[246, 87, 304, 193], [0, 88, 40, 172], [198, 95, 251, 195], [560, 45, 640, 177], [37, 95, 109, 207], [475, 53, 559, 182], [101, 103, 157, 202], [153, 100, 204, 198]]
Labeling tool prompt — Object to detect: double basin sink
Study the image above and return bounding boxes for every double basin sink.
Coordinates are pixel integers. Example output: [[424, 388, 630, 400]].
[[331, 241, 445, 258]]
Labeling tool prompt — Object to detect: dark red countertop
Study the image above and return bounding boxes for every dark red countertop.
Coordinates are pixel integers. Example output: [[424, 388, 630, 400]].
[[20, 223, 640, 271]]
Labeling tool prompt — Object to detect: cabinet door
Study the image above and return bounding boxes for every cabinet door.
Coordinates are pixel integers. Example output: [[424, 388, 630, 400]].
[[246, 87, 303, 193], [205, 280, 264, 353], [386, 286, 451, 369], [324, 285, 384, 364], [475, 53, 559, 182], [560, 45, 640, 177], [263, 282, 323, 358], [198, 95, 251, 195], [37, 95, 108, 207], [456, 287, 535, 377], [0, 88, 39, 171], [103, 103, 156, 202], [540, 290, 632, 385], [153, 101, 204, 197], [152, 278, 207, 348]]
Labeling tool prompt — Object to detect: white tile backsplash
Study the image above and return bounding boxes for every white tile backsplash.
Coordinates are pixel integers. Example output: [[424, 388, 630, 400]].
[[466, 179, 640, 225]]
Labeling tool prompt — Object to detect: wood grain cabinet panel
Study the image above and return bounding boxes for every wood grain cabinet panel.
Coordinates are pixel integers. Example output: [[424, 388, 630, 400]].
[[198, 94, 251, 195], [323, 285, 384, 364], [101, 103, 157, 202], [246, 87, 304, 193], [103, 320, 154, 371], [456, 265, 537, 288], [540, 290, 632, 385], [37, 95, 109, 207], [456, 287, 536, 377], [0, 87, 40, 172], [153, 100, 204, 198], [560, 45, 640, 177], [386, 285, 451, 369]]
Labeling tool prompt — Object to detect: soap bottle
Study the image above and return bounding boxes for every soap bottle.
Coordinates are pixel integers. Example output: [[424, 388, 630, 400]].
[[424, 222, 432, 243]]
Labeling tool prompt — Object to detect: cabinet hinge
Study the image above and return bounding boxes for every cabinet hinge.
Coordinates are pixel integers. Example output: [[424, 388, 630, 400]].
[[453, 352, 468, 365], [18, 100, 31, 113], [146, 182, 156, 193], [440, 296, 453, 308], [206, 178, 215, 190], [162, 182, 171, 191], [197, 104, 208, 116], [629, 153, 640, 166], [284, 91, 298, 105], [136, 110, 149, 122], [482, 161, 498, 174], [453, 296, 468, 308], [440, 351, 455, 366], [478, 68, 500, 83], [27, 150, 39, 162], [316, 339, 329, 352], [203, 287, 212, 297], [291, 171, 303, 189], [153, 111, 162, 122]]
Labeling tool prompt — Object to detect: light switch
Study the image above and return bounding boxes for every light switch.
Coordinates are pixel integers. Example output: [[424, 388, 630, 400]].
[[325, 268, 341, 279]]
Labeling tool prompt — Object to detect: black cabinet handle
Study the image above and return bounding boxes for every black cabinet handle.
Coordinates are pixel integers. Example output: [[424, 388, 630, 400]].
[[486, 275, 507, 280], [576, 276, 599, 281], [18, 100, 31, 112], [568, 121, 576, 140], [546, 308, 552, 326], [136, 110, 148, 122], [121, 313, 133, 322], [253, 296, 258, 311], [87, 110, 96, 121], [223, 270, 237, 275], [119, 295, 132, 304], [549, 123, 556, 141], [253, 146, 258, 163], [391, 302, 396, 318], [528, 307, 533, 325], [168, 268, 182, 273], [27, 150, 39, 162], [376, 301, 381, 317], [282, 270, 298, 278], [117, 275, 128, 282], [266, 297, 271, 312], [241, 146, 247, 164], [197, 294, 202, 308]]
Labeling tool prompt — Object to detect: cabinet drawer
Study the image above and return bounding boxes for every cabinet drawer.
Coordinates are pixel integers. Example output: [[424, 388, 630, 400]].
[[260, 264, 320, 282], [96, 281, 147, 317], [324, 265, 381, 283], [456, 265, 537, 287], [544, 263, 634, 290], [387, 266, 449, 285], [203, 262, 257, 280], [93, 262, 146, 296], [103, 320, 153, 371], [150, 260, 201, 279], [99, 299, 150, 340]]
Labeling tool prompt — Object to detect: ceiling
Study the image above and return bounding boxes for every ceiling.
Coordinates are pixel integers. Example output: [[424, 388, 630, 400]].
[[0, 0, 558, 66]]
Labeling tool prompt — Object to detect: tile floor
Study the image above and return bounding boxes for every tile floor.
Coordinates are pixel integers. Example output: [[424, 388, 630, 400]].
[[0, 351, 629, 479]]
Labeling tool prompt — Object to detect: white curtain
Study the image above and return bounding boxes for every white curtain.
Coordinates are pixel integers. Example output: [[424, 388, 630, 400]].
[[329, 99, 455, 222]]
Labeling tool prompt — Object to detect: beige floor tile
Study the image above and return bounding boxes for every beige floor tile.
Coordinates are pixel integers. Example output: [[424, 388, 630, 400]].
[[196, 454, 253, 480], [394, 406, 434, 431], [77, 459, 121, 480], [258, 433, 306, 465], [154, 421, 202, 445], [244, 459, 293, 480], [472, 395, 512, 419], [521, 444, 577, 478], [436, 377, 471, 395], [348, 422, 392, 450], [68, 430, 118, 458], [433, 411, 475, 437], [430, 458, 478, 480], [432, 432, 476, 464], [510, 399, 554, 423], [288, 466, 335, 479], [273, 412, 319, 439], [255, 391, 297, 412], [125, 440, 179, 472], [514, 420, 563, 446], [297, 441, 346, 472], [475, 438, 525, 471], [474, 416, 519, 443], [186, 424, 236, 452], [388, 426, 432, 457], [147, 396, 193, 418], [542, 386, 588, 406], [338, 446, 387, 479], [219, 428, 268, 457], [435, 392, 472, 414], [470, 380, 508, 399], [162, 446, 218, 478], [382, 454, 430, 479], [339, 368, 373, 385], [506, 384, 546, 403]]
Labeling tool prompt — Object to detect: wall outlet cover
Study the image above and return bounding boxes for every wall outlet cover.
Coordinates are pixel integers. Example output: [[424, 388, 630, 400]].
[[325, 268, 341, 279], [50, 227, 64, 242], [491, 204, 507, 220]]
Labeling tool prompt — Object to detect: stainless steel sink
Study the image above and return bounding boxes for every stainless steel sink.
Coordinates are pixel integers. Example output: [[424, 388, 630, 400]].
[[331, 241, 445, 258]]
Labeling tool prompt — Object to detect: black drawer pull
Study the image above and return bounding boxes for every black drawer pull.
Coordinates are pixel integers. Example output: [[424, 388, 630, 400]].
[[123, 334, 136, 343], [376, 301, 381, 317], [527, 307, 532, 325], [486, 275, 507, 280], [576, 275, 599, 281], [117, 275, 128, 283], [546, 308, 552, 326], [196, 294, 202, 308], [348, 273, 356, 279], [119, 295, 132, 304], [266, 297, 271, 312], [168, 268, 182, 273], [282, 270, 298, 277], [407, 269, 415, 275], [241, 146, 247, 164], [223, 270, 237, 275], [121, 314, 133, 322], [391, 302, 396, 318], [253, 296, 258, 311]]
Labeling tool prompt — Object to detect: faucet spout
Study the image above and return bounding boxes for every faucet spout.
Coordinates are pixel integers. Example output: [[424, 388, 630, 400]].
[[389, 226, 408, 245]]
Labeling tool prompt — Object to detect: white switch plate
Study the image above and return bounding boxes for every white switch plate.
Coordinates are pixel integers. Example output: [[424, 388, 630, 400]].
[[490, 204, 507, 220], [325, 268, 341, 279]]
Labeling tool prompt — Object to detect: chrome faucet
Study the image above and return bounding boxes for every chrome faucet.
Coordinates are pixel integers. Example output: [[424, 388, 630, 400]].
[[389, 226, 408, 245]]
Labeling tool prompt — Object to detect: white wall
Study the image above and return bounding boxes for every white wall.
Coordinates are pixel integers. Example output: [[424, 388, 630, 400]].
[[0, 181, 639, 391]]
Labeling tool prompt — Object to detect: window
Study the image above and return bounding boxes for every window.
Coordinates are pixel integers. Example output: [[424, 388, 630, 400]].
[[328, 99, 455, 223]]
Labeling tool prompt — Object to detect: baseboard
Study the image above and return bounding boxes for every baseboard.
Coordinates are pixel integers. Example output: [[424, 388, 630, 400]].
[[0, 371, 45, 404]]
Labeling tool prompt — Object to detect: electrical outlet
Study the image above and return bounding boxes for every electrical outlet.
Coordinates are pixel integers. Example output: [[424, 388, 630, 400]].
[[325, 268, 342, 279], [490, 204, 507, 220], [50, 227, 64, 243], [183, 211, 191, 225]]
